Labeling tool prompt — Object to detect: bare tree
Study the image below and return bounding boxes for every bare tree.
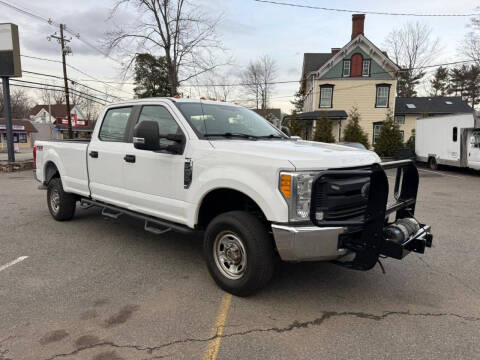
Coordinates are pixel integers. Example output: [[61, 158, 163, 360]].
[[39, 85, 65, 105], [384, 22, 441, 97], [107, 0, 226, 96], [461, 14, 480, 65], [0, 88, 32, 119], [240, 55, 277, 109]]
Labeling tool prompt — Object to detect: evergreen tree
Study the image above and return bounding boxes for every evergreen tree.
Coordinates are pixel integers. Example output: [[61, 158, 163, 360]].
[[342, 107, 370, 148], [397, 70, 425, 97], [283, 113, 306, 139], [133, 53, 171, 98], [313, 117, 335, 143], [448, 65, 468, 97], [430, 66, 449, 96], [291, 90, 305, 113], [374, 111, 404, 157]]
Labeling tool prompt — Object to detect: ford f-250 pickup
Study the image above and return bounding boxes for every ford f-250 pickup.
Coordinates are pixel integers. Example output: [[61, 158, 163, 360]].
[[34, 98, 433, 296]]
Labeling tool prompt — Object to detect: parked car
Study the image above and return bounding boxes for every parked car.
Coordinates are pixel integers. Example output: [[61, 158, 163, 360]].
[[34, 98, 433, 296], [416, 113, 480, 170]]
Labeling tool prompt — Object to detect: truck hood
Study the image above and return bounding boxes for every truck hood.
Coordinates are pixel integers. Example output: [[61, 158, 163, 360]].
[[209, 139, 380, 170]]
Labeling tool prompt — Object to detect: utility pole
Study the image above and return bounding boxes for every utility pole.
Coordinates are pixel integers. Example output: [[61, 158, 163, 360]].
[[49, 24, 72, 139]]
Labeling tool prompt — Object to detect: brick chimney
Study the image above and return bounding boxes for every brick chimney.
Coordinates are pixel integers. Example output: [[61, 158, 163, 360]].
[[351, 14, 365, 39], [331, 48, 341, 54]]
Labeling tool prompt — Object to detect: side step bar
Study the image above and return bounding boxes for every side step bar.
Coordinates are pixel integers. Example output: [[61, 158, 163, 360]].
[[80, 198, 195, 235]]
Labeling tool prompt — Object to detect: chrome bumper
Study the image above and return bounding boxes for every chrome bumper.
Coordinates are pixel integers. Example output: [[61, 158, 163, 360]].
[[271, 224, 349, 262]]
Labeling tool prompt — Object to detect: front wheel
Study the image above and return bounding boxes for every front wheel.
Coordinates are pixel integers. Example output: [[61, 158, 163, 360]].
[[204, 211, 274, 296], [47, 178, 76, 221]]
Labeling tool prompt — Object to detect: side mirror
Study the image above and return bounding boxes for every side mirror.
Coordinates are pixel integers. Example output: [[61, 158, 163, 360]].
[[133, 121, 160, 151], [281, 126, 291, 137], [163, 133, 186, 154]]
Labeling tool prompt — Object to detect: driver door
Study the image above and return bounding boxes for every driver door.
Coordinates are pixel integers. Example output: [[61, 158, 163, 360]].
[[122, 103, 189, 224]]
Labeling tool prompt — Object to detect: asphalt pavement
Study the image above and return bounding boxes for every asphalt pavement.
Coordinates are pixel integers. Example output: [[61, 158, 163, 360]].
[[0, 167, 479, 360]]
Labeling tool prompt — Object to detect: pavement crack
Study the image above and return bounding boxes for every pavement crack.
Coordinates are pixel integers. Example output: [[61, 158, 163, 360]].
[[42, 310, 479, 359]]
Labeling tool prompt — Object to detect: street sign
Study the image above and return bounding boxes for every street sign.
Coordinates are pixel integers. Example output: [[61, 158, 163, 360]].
[[0, 23, 22, 77]]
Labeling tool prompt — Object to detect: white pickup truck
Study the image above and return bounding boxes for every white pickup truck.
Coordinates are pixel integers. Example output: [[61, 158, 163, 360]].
[[34, 98, 432, 296]]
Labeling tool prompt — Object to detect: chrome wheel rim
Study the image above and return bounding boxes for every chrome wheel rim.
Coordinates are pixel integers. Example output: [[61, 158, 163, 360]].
[[50, 189, 60, 214], [213, 232, 247, 280]]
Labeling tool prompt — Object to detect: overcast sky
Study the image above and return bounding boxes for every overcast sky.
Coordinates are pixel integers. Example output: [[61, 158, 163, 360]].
[[1, 0, 478, 113]]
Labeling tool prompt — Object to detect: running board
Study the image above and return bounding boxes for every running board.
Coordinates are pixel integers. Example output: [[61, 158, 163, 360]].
[[80, 198, 194, 235]]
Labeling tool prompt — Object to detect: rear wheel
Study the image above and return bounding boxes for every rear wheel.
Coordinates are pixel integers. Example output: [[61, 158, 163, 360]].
[[428, 157, 438, 170], [204, 211, 274, 296], [47, 178, 76, 221]]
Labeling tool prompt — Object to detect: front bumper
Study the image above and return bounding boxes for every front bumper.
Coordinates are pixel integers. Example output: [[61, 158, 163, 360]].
[[271, 224, 348, 261]]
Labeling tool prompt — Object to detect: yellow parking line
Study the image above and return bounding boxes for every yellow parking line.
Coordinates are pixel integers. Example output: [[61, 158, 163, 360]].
[[202, 293, 232, 360]]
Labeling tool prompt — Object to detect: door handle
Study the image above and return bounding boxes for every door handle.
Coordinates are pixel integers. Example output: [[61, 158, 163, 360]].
[[124, 154, 136, 163], [89, 151, 98, 158]]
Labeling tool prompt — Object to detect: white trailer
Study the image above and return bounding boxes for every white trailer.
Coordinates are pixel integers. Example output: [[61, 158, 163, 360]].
[[416, 113, 480, 170]]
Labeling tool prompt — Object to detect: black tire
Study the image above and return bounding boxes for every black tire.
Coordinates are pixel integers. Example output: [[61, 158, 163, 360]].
[[204, 211, 274, 297], [428, 157, 438, 170], [47, 177, 76, 221]]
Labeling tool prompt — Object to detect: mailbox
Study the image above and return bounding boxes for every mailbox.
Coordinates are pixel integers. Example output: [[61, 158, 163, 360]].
[[0, 23, 21, 77]]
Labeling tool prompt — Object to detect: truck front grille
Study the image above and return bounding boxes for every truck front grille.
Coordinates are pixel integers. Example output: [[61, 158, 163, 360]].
[[313, 174, 370, 222]]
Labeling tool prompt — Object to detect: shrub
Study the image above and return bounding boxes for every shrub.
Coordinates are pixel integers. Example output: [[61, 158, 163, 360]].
[[342, 107, 370, 148], [313, 117, 335, 143], [284, 113, 306, 138], [374, 111, 404, 157]]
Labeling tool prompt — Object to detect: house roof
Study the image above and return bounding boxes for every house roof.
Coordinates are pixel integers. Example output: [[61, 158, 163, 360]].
[[252, 108, 282, 119], [29, 104, 77, 118], [303, 53, 334, 75], [285, 110, 348, 121], [0, 118, 38, 132], [395, 97, 473, 115]]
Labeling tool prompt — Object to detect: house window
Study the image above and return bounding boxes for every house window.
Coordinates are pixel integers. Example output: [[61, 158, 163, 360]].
[[373, 122, 383, 145], [375, 84, 390, 108], [342, 60, 351, 77], [400, 130, 404, 142], [362, 59, 370, 76], [394, 115, 405, 124], [319, 85, 334, 108], [453, 127, 458, 142]]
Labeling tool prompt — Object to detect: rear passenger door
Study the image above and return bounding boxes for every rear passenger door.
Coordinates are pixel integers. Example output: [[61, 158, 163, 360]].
[[88, 106, 134, 208]]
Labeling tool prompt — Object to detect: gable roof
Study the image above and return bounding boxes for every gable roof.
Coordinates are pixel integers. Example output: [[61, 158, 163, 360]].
[[29, 104, 78, 118], [395, 97, 473, 115], [313, 35, 399, 79], [303, 53, 334, 75], [0, 118, 38, 132]]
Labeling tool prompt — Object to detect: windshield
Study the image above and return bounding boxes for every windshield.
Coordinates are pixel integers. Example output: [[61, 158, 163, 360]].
[[176, 102, 285, 139]]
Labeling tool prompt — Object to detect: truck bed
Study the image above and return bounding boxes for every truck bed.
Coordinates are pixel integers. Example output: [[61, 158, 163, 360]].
[[35, 140, 90, 197]]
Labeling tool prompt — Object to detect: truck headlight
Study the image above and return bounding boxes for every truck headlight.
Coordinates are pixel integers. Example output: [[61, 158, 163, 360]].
[[279, 172, 316, 222]]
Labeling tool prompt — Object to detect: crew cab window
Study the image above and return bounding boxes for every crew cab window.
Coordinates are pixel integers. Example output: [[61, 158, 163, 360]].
[[137, 105, 182, 146], [99, 107, 132, 142]]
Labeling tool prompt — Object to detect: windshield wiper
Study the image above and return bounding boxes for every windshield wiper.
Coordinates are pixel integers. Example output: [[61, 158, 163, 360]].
[[204, 132, 258, 140], [257, 134, 286, 139]]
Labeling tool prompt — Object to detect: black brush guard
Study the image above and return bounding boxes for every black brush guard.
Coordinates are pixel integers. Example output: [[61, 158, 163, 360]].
[[310, 159, 433, 271]]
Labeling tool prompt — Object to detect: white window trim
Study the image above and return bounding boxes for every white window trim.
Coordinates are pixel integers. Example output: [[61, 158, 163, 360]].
[[362, 59, 370, 77], [375, 86, 389, 108], [343, 60, 351, 77]]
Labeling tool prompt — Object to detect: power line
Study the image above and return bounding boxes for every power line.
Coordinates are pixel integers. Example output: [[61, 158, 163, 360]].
[[8, 82, 107, 106], [23, 70, 124, 101], [0, 0, 123, 65], [21, 54, 132, 97], [254, 0, 480, 17], [9, 79, 109, 104]]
